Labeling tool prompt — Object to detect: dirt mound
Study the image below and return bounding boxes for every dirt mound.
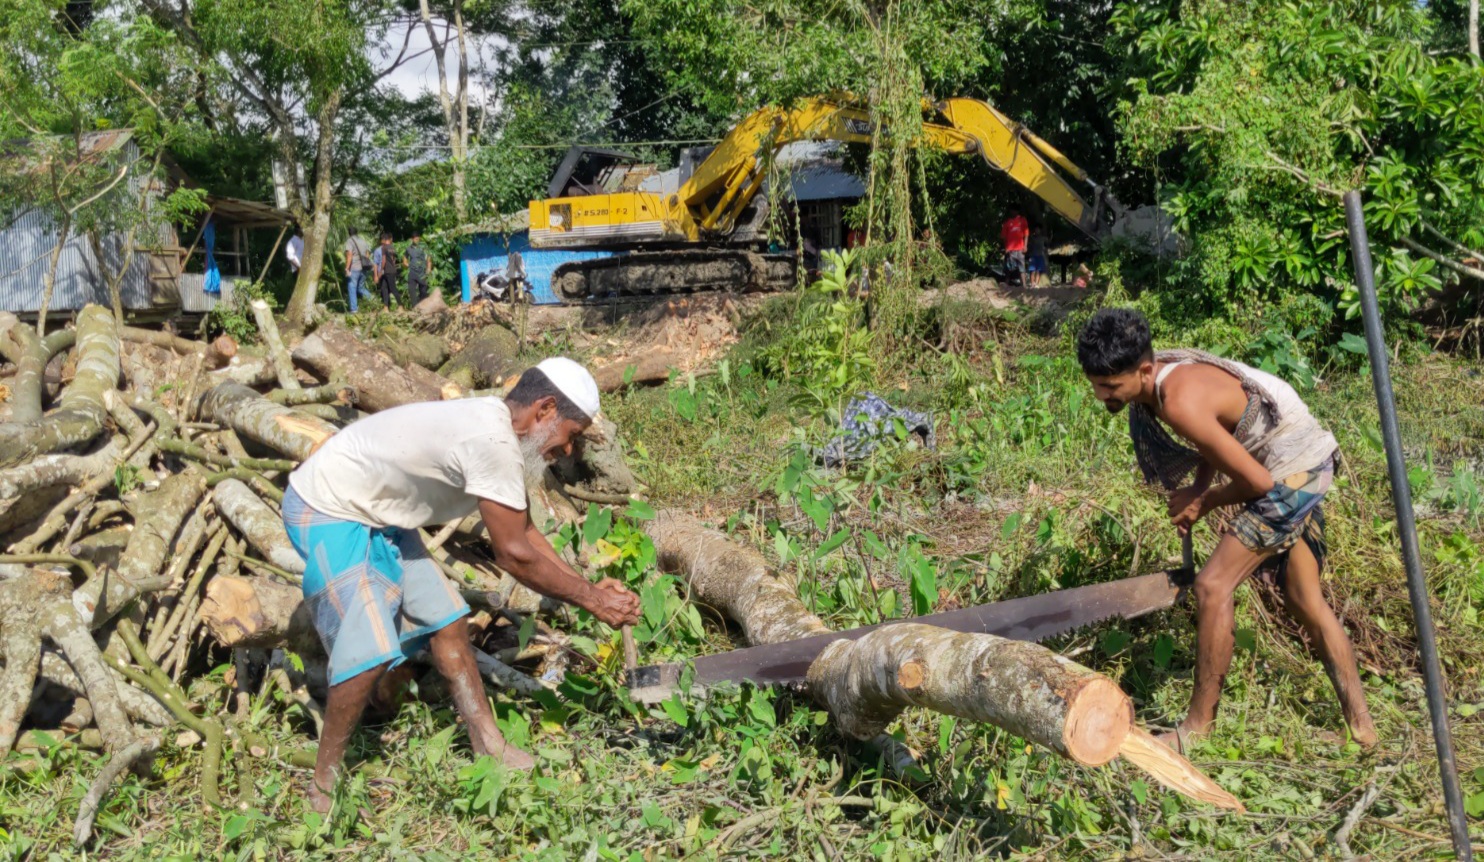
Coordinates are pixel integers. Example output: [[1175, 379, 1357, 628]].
[[924, 278, 1095, 320]]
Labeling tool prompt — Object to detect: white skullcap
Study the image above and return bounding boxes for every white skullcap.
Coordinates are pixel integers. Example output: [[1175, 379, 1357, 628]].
[[536, 357, 600, 419]]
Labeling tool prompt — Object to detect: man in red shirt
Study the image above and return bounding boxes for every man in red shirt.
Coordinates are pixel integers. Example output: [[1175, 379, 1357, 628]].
[[1001, 208, 1029, 286]]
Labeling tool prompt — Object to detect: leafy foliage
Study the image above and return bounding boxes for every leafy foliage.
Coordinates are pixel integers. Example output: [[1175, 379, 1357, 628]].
[[1112, 0, 1484, 328]]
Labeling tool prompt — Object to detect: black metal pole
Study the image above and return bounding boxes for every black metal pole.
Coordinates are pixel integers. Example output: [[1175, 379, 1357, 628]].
[[1343, 190, 1474, 862]]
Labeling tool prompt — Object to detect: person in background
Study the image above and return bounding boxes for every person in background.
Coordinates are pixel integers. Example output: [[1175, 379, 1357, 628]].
[[1026, 223, 1048, 288], [286, 231, 304, 274], [373, 232, 400, 308], [343, 227, 374, 312], [1000, 207, 1029, 287], [404, 232, 430, 305]]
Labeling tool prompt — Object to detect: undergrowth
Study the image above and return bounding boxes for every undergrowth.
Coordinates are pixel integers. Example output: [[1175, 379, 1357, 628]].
[[4, 285, 1483, 859]]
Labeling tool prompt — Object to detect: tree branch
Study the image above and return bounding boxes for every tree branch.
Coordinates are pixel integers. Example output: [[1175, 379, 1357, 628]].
[[1398, 236, 1484, 283]]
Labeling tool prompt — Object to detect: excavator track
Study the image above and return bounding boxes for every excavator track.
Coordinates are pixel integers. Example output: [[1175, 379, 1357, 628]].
[[550, 248, 796, 303]]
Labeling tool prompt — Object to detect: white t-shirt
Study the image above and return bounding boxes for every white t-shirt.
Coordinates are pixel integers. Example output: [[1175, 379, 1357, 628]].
[[288, 398, 527, 529]]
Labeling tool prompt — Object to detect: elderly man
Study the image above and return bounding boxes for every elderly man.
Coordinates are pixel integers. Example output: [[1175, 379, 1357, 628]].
[[1076, 309, 1377, 752], [282, 357, 641, 812]]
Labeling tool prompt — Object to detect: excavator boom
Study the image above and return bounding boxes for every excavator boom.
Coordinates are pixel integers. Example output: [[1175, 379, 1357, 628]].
[[526, 94, 1128, 301]]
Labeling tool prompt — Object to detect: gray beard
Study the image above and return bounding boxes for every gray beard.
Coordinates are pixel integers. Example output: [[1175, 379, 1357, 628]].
[[519, 422, 556, 489]]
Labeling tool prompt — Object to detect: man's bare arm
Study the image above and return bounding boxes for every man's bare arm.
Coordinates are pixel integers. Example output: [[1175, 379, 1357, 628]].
[[479, 499, 638, 626], [1162, 400, 1274, 511]]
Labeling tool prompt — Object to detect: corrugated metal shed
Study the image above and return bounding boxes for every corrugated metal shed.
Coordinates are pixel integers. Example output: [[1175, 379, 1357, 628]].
[[0, 132, 174, 314]]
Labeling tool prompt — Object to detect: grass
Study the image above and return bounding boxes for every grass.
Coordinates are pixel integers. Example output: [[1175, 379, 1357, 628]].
[[4, 292, 1484, 860]]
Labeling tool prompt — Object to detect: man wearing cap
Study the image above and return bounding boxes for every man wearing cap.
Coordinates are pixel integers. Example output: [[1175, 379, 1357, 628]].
[[282, 357, 640, 812]]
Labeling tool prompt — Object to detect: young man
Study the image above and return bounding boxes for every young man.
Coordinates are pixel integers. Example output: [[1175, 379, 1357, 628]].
[[343, 227, 374, 312], [405, 232, 430, 305], [373, 232, 400, 307], [283, 358, 641, 812], [1076, 308, 1377, 751], [1001, 208, 1029, 287]]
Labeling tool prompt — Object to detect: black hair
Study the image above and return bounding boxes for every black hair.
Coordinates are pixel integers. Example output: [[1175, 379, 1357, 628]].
[[347, 226, 359, 236], [1076, 308, 1153, 376], [505, 368, 590, 422], [380, 232, 392, 242]]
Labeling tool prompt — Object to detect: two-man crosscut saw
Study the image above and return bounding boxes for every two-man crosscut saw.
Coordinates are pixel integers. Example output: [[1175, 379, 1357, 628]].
[[628, 565, 1194, 703]]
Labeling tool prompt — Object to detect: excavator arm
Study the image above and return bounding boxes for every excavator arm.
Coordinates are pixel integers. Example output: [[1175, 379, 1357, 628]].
[[672, 95, 1122, 241]]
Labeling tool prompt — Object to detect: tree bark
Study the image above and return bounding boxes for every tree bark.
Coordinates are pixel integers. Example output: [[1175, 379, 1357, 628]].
[[74, 471, 205, 628], [292, 320, 459, 411], [119, 326, 236, 370], [212, 479, 305, 575], [249, 299, 299, 389], [593, 349, 680, 393], [1470, 0, 1480, 62], [284, 90, 343, 330], [196, 382, 336, 461], [0, 305, 120, 468]]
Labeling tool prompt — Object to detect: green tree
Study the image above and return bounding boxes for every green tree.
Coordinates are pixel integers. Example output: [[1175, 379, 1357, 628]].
[[1111, 0, 1484, 325]]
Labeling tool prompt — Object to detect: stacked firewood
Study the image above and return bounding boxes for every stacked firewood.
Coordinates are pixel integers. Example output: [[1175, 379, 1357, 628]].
[[0, 304, 620, 844]]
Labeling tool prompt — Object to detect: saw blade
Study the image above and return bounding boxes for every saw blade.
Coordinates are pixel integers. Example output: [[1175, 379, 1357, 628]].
[[681, 570, 1188, 690]]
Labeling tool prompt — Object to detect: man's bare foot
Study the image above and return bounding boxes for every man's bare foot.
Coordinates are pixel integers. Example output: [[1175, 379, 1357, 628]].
[[1154, 721, 1209, 754], [495, 740, 536, 771], [306, 782, 332, 814], [1316, 725, 1379, 749]]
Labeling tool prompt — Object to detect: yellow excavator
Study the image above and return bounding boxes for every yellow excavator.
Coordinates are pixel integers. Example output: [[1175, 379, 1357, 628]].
[[527, 95, 1136, 301]]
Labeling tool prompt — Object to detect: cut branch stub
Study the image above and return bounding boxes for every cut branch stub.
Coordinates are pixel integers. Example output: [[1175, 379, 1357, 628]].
[[199, 574, 321, 656], [805, 623, 1132, 767]]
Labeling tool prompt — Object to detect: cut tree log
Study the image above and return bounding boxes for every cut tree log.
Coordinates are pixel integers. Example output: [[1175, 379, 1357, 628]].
[[0, 312, 76, 424], [196, 382, 336, 461], [806, 623, 1131, 766], [212, 480, 305, 575], [593, 348, 679, 393], [199, 574, 321, 656], [643, 510, 1243, 811], [74, 471, 206, 629], [292, 320, 459, 411], [438, 325, 519, 389], [0, 305, 119, 468]]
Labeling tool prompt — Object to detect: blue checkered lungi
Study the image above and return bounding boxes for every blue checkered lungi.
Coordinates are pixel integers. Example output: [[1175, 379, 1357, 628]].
[[282, 487, 469, 685]]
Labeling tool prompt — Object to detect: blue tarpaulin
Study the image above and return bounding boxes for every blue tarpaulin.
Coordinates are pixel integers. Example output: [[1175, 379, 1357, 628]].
[[459, 231, 618, 305], [203, 219, 221, 295]]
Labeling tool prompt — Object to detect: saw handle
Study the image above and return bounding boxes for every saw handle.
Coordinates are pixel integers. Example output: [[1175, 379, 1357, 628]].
[[621, 626, 638, 674]]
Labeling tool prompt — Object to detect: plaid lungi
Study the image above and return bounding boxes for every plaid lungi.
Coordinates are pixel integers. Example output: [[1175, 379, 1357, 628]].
[[282, 487, 468, 685]]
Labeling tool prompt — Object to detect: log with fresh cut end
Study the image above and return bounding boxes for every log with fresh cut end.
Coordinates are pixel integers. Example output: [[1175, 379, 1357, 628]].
[[643, 509, 1244, 811], [292, 320, 460, 411]]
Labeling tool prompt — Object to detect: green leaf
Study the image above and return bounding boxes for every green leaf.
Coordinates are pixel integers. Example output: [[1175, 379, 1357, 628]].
[[1100, 630, 1131, 656], [1234, 628, 1257, 652], [425, 725, 458, 769], [1001, 512, 1023, 539], [1152, 634, 1175, 668], [223, 814, 250, 841], [582, 504, 613, 547], [623, 499, 656, 521], [814, 528, 851, 559], [1465, 790, 1484, 818], [1131, 779, 1148, 805], [909, 558, 937, 616], [660, 696, 689, 728]]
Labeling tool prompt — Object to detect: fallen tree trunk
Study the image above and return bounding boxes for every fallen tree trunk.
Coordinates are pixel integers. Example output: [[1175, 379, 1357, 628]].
[[292, 321, 459, 411], [643, 510, 1242, 810], [0, 313, 76, 424], [196, 382, 336, 462], [0, 305, 119, 468]]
